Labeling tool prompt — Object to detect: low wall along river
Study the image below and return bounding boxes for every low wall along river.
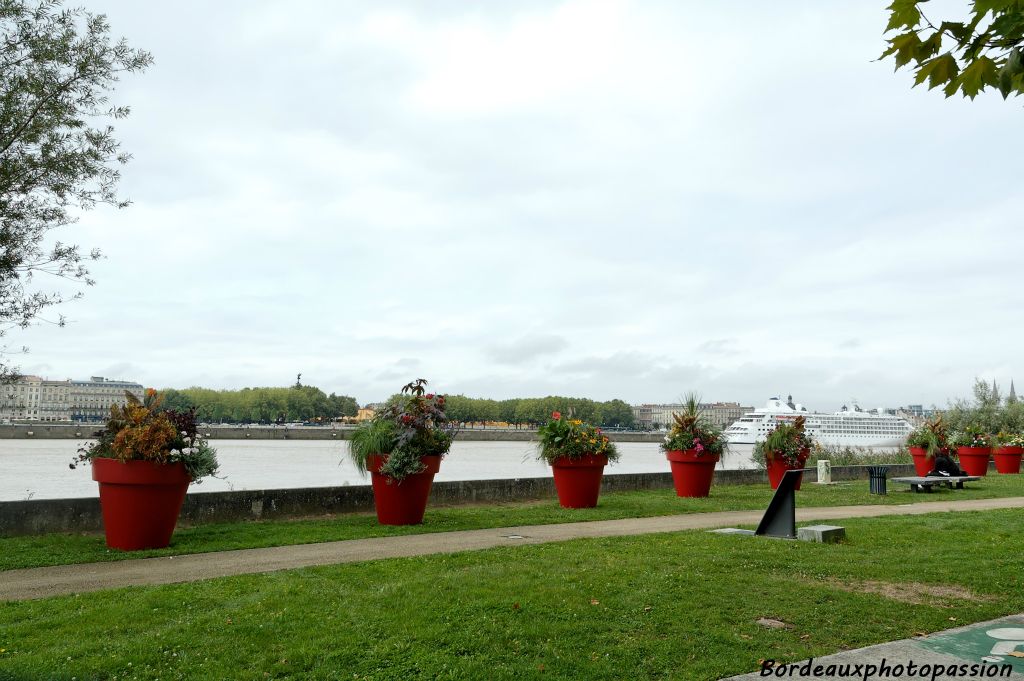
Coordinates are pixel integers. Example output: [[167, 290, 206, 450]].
[[0, 424, 664, 442], [0, 465, 917, 537], [0, 425, 916, 537]]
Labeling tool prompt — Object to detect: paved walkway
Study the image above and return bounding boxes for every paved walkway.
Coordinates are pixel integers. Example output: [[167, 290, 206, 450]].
[[2, 496, 1023, 602], [726, 613, 1024, 680]]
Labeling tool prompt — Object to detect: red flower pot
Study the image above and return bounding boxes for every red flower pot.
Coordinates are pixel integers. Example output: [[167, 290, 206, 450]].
[[765, 456, 807, 490], [956, 447, 991, 476], [367, 454, 441, 525], [907, 446, 933, 476], [551, 454, 607, 508], [666, 449, 720, 498], [92, 458, 191, 551], [993, 446, 1023, 474]]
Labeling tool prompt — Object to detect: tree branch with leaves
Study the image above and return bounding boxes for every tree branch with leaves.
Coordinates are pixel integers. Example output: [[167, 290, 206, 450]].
[[0, 0, 150, 381], [881, 0, 1024, 100]]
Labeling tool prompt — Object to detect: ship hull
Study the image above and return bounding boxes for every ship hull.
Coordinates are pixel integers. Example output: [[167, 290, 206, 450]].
[[726, 433, 906, 448]]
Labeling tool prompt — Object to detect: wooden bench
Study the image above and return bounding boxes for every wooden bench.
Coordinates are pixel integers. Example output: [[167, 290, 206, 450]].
[[890, 475, 981, 493]]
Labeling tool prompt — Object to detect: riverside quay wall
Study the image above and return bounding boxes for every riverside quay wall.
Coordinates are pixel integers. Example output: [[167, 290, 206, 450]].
[[0, 464, 917, 536], [0, 424, 663, 442]]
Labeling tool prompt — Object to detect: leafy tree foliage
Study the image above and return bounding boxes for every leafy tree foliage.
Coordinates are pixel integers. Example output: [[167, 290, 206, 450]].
[[443, 394, 636, 429], [0, 1, 150, 379], [943, 378, 1024, 433], [881, 0, 1024, 99], [160, 385, 635, 429], [158, 385, 359, 424]]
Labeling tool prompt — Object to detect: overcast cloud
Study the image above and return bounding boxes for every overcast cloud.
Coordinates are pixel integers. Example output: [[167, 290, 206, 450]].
[[12, 0, 1024, 410]]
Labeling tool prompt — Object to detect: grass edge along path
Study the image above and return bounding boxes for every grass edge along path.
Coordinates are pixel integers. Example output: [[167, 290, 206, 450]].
[[1, 509, 1023, 680], [3, 475, 1024, 572], [3, 496, 1024, 602]]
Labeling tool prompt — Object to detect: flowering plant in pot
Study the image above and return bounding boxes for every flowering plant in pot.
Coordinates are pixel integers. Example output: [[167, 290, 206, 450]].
[[993, 432, 1024, 474], [754, 416, 812, 490], [905, 416, 948, 476], [660, 394, 725, 498], [950, 426, 993, 476], [537, 411, 619, 508], [71, 389, 219, 550], [347, 379, 455, 525]]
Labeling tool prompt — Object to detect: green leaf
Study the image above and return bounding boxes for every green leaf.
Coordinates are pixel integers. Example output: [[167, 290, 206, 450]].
[[996, 47, 1022, 97], [1007, 46, 1024, 74], [955, 55, 999, 98], [973, 0, 1019, 17], [914, 53, 960, 90], [881, 32, 923, 69], [918, 31, 944, 59], [939, 21, 971, 45], [997, 67, 1024, 99], [885, 0, 923, 32]]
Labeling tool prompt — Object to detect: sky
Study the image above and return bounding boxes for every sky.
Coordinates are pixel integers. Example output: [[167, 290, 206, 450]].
[[10, 0, 1024, 410]]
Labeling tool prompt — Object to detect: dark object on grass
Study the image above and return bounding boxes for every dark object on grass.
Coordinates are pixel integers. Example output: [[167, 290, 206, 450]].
[[755, 468, 804, 539], [868, 466, 889, 495], [927, 452, 966, 478]]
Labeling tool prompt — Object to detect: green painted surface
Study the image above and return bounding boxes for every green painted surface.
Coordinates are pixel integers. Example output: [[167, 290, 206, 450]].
[[919, 619, 1024, 673]]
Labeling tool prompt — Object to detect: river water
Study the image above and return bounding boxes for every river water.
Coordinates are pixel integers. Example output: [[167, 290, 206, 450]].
[[0, 440, 760, 501]]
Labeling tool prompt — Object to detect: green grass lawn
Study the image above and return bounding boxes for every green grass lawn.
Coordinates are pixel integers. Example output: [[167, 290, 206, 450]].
[[1, 509, 1022, 680], [2, 475, 1023, 572]]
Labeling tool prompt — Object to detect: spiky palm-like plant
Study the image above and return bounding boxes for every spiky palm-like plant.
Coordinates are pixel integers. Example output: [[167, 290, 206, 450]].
[[661, 393, 725, 457]]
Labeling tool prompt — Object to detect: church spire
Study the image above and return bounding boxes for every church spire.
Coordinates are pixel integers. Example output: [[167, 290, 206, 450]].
[[1010, 380, 1018, 404]]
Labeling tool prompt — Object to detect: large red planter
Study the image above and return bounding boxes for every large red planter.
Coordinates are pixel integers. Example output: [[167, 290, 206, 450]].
[[765, 456, 807, 490], [92, 458, 191, 551], [993, 446, 1023, 474], [666, 449, 719, 498], [908, 446, 933, 476], [551, 454, 607, 508], [956, 447, 991, 476], [366, 454, 441, 525]]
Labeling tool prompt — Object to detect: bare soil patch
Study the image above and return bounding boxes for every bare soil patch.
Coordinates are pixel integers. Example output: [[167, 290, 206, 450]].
[[818, 578, 995, 606]]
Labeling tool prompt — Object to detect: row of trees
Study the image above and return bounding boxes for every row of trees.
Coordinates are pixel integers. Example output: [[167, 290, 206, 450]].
[[438, 395, 635, 429], [155, 385, 638, 429], [942, 379, 1024, 434], [160, 385, 359, 424]]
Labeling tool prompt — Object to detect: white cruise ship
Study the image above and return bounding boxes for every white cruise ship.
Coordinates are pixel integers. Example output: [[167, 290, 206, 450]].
[[724, 396, 912, 447]]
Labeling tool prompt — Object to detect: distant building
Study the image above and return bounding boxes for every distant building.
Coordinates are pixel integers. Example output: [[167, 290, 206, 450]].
[[69, 377, 145, 422], [0, 375, 143, 422], [632, 402, 753, 430], [1, 375, 73, 422], [0, 376, 74, 422], [892, 404, 938, 426]]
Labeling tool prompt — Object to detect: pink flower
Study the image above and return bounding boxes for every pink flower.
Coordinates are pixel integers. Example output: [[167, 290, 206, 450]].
[[552, 411, 562, 420], [694, 441, 704, 453]]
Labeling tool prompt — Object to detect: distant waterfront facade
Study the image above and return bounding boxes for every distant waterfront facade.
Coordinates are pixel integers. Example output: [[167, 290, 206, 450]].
[[0, 375, 144, 422], [632, 402, 753, 430]]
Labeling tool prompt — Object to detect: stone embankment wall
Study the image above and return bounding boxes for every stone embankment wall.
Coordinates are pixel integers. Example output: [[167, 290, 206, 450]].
[[0, 424, 662, 442], [0, 464, 917, 537]]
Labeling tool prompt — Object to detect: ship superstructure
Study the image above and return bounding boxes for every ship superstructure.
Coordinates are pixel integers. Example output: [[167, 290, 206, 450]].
[[724, 396, 912, 447]]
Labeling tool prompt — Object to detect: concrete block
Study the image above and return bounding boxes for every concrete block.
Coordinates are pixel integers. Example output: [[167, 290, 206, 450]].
[[710, 528, 756, 536], [816, 460, 832, 484], [797, 524, 845, 543]]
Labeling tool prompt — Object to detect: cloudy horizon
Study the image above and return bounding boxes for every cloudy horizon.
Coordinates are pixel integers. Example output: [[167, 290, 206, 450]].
[[10, 1, 1023, 411]]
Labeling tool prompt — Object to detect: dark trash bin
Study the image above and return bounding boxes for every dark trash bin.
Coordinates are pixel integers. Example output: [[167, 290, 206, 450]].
[[868, 466, 889, 495]]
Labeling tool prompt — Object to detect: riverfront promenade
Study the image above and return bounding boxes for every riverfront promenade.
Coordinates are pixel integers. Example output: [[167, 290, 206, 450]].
[[3, 496, 1023, 602]]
